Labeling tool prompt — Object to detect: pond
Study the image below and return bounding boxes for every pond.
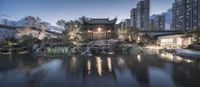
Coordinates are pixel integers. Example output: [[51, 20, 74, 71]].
[[0, 49, 200, 87]]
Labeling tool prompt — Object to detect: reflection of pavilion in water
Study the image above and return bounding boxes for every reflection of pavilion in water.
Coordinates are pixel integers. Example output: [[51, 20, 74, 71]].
[[79, 55, 149, 86], [81, 17, 117, 39], [0, 53, 199, 87]]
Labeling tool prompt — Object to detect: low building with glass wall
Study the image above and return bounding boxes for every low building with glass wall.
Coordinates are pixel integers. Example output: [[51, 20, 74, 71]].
[[157, 34, 192, 48]]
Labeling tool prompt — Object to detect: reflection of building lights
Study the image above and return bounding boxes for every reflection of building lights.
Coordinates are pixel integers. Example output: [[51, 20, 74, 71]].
[[87, 60, 91, 75], [185, 59, 193, 63], [156, 50, 159, 54], [38, 58, 43, 64], [118, 58, 125, 66], [167, 53, 173, 61], [96, 57, 102, 76], [98, 27, 102, 32], [160, 52, 194, 63], [145, 46, 163, 50], [160, 53, 173, 61], [71, 57, 77, 67], [137, 55, 142, 62], [107, 57, 112, 72], [174, 56, 183, 62], [161, 53, 165, 57]]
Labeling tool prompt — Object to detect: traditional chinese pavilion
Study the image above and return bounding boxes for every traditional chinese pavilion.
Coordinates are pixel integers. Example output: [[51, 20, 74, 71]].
[[81, 17, 117, 39]]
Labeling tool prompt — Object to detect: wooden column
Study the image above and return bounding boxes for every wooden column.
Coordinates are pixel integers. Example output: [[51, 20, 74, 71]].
[[106, 29, 108, 39], [92, 29, 93, 38]]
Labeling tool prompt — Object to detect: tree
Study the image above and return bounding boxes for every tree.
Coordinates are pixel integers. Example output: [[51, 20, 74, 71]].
[[41, 22, 50, 27], [24, 16, 45, 28], [190, 28, 200, 44], [192, 28, 200, 44], [24, 16, 35, 26], [1, 19, 9, 25], [16, 26, 32, 36], [37, 23, 46, 40], [24, 16, 37, 27], [35, 17, 42, 28], [127, 27, 139, 42], [56, 20, 66, 29], [117, 22, 139, 42], [62, 20, 83, 44], [183, 28, 200, 45]]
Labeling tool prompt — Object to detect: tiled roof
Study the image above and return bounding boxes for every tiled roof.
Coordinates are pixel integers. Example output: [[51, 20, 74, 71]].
[[82, 17, 117, 24]]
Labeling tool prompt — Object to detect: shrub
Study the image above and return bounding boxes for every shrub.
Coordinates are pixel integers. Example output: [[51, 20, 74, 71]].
[[187, 44, 200, 51]]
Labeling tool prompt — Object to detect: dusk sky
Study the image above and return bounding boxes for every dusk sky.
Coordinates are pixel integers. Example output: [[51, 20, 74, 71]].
[[0, 0, 173, 26]]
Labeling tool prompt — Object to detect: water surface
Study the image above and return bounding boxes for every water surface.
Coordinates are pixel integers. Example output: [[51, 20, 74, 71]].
[[0, 50, 200, 87]]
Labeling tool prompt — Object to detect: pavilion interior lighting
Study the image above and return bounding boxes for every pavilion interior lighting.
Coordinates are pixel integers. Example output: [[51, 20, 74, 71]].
[[107, 30, 111, 33], [98, 27, 102, 32], [88, 30, 92, 33]]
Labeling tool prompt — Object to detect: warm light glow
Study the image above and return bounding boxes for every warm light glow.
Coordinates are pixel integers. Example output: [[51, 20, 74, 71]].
[[160, 52, 193, 63], [96, 57, 102, 76], [69, 31, 76, 39], [88, 30, 92, 33], [145, 46, 163, 50], [177, 38, 183, 45], [73, 42, 77, 45], [185, 59, 193, 63], [87, 60, 91, 75], [70, 57, 77, 70], [137, 37, 140, 41], [137, 55, 142, 62], [160, 38, 174, 47], [98, 27, 102, 32], [160, 53, 173, 61], [107, 30, 111, 33], [129, 35, 131, 41], [118, 57, 125, 66], [107, 57, 112, 72]]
